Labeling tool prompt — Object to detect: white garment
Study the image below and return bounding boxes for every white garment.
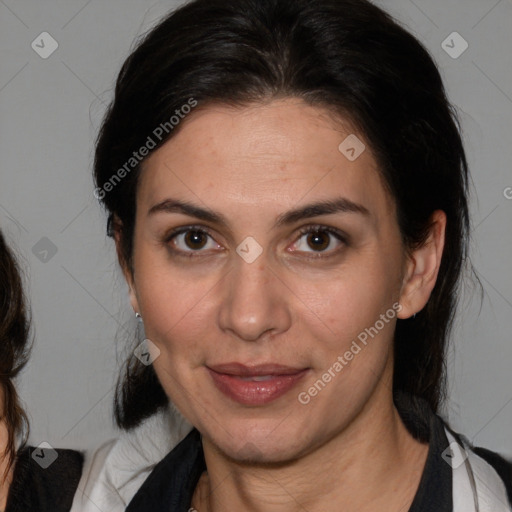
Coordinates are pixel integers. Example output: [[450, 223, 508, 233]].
[[71, 409, 510, 512], [70, 404, 192, 512], [447, 430, 511, 512]]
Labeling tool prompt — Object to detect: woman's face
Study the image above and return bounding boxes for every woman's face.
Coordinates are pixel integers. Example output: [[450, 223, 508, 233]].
[[125, 99, 416, 462]]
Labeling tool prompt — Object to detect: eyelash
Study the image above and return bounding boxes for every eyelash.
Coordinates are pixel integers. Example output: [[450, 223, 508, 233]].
[[163, 224, 348, 259]]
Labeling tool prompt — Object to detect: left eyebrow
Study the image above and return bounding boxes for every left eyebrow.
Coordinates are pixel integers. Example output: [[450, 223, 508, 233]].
[[274, 197, 370, 227], [147, 196, 370, 229]]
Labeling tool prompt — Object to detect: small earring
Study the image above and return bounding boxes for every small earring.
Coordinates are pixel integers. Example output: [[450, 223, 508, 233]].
[[412, 313, 416, 319], [135, 312, 142, 321]]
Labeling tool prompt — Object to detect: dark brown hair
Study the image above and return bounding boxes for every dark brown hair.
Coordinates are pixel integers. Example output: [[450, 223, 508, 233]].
[[0, 230, 31, 481], [93, 0, 471, 429]]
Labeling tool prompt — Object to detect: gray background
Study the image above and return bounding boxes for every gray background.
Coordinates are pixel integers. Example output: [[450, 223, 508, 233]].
[[0, 0, 511, 457]]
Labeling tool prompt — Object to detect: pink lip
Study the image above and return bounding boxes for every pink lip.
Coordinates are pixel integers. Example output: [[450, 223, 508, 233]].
[[207, 363, 309, 406]]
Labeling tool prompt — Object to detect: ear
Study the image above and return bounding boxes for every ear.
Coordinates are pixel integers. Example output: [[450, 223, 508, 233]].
[[397, 210, 446, 319], [112, 216, 140, 315]]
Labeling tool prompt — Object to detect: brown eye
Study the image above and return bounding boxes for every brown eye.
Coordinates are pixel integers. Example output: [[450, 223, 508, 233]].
[[184, 229, 208, 250], [165, 226, 223, 257], [291, 226, 347, 256], [306, 231, 330, 251]]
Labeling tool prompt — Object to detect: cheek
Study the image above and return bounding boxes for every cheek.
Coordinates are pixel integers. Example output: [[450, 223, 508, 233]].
[[298, 265, 399, 400], [141, 288, 210, 359], [310, 252, 401, 342], [132, 258, 206, 359], [134, 240, 205, 318]]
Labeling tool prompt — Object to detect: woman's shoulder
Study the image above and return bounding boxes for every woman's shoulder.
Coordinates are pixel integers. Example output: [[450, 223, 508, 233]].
[[396, 391, 512, 509], [469, 443, 512, 504], [6, 444, 84, 512], [443, 424, 512, 510], [473, 445, 512, 475], [70, 404, 192, 512]]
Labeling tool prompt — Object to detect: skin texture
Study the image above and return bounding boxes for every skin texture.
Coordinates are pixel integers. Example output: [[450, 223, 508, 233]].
[[116, 98, 446, 511], [0, 388, 13, 510]]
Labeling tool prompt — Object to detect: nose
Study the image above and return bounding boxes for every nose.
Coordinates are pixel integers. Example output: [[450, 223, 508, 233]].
[[217, 255, 292, 342]]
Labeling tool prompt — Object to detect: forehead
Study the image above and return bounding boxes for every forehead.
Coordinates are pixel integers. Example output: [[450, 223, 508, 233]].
[[137, 99, 394, 221]]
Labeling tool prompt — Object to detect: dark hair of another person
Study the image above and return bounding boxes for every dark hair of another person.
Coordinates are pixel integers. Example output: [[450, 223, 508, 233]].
[[93, 0, 471, 430], [0, 230, 31, 481]]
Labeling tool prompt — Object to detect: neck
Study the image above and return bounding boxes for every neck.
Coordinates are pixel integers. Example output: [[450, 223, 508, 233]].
[[193, 377, 429, 512]]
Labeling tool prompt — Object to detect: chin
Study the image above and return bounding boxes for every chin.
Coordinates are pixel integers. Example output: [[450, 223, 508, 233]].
[[224, 440, 300, 465], [206, 418, 313, 465]]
